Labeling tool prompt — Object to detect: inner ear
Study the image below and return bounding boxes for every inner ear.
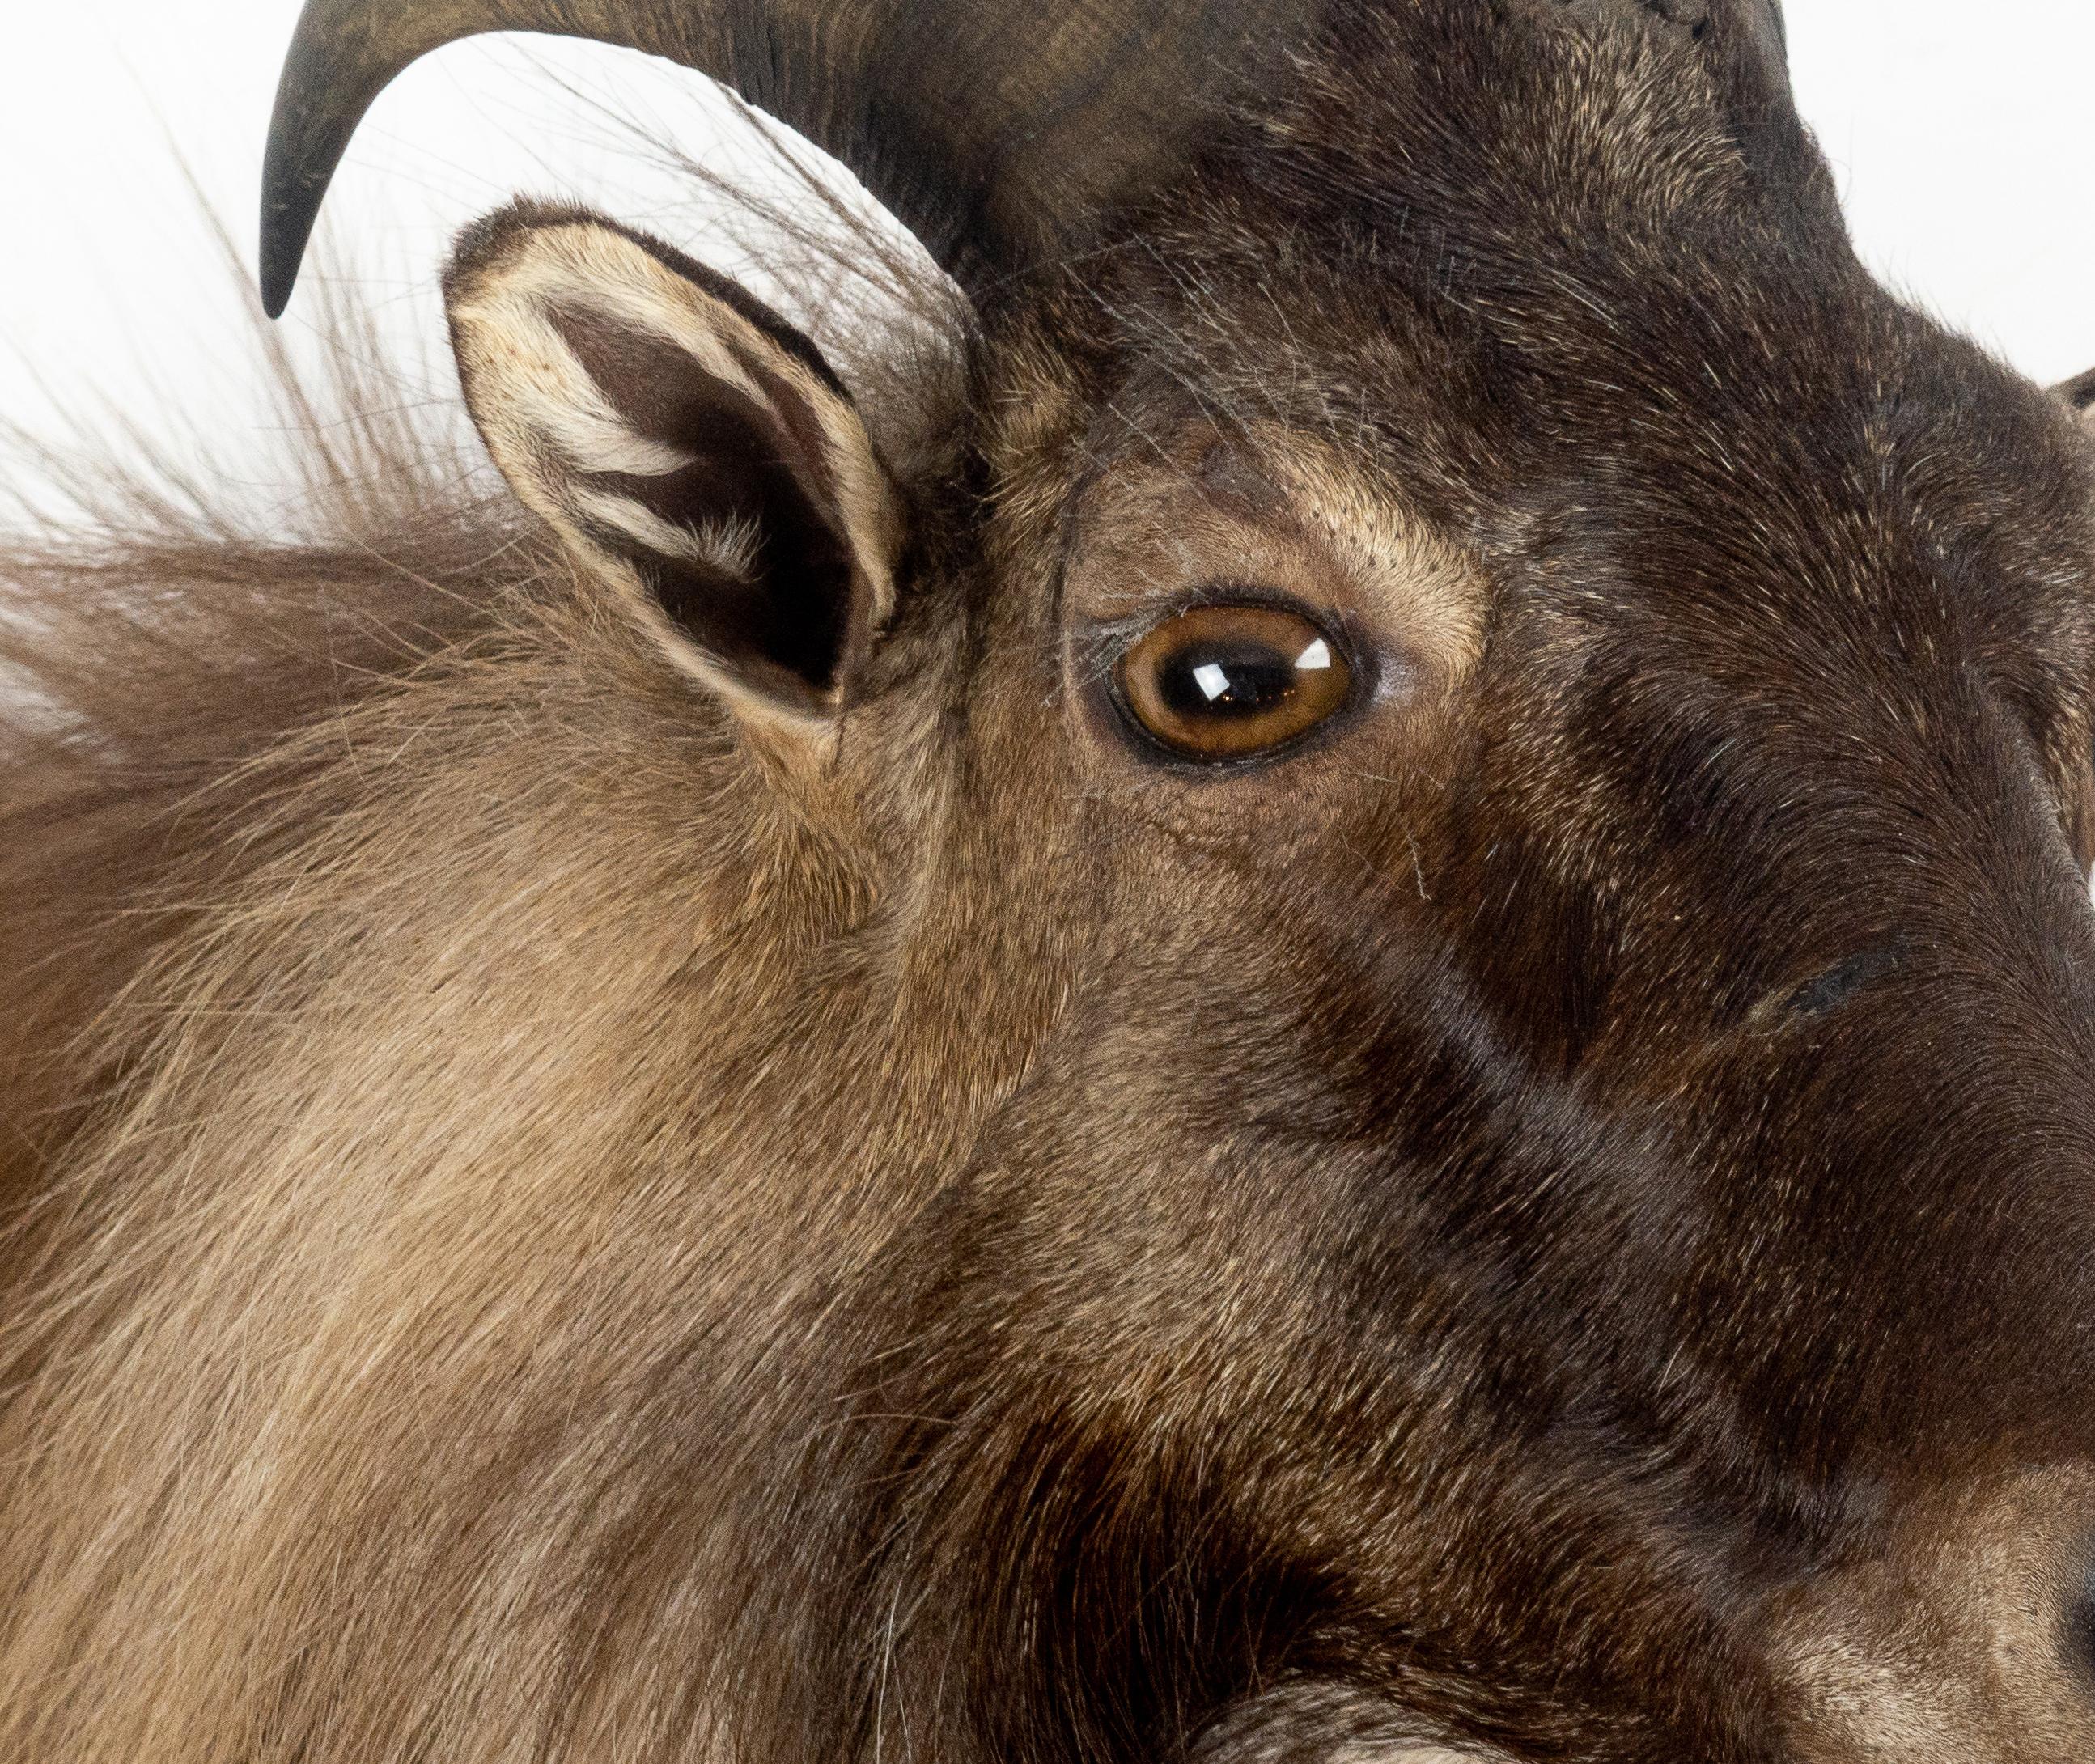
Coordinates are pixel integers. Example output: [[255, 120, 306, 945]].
[[443, 205, 902, 721], [545, 302, 859, 698]]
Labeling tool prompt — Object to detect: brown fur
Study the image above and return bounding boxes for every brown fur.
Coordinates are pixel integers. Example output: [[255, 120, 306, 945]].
[[6, 2, 2095, 1760]]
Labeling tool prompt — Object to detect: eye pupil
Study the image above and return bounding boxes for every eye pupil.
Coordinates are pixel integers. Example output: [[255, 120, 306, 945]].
[[1114, 603, 1355, 762], [1168, 647, 1299, 716]]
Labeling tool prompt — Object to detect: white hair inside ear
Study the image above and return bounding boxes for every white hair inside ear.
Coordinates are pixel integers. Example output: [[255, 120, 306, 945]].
[[443, 204, 904, 729], [1191, 1686, 1516, 1762]]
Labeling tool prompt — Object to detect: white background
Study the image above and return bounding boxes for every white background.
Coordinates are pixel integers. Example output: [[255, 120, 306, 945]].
[[1, 2, 2090, 510]]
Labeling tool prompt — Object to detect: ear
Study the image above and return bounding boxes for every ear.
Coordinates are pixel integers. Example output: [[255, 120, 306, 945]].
[[443, 202, 902, 723], [2054, 367, 2095, 437]]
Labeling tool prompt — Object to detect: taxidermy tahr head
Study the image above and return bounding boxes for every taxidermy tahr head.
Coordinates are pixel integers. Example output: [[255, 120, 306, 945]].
[[5, 1, 2095, 1759]]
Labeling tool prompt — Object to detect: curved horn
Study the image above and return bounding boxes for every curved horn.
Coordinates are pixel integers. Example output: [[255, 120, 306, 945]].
[[260, 0, 1292, 317]]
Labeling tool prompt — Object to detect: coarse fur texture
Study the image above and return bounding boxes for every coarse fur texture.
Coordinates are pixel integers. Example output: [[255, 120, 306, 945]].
[[6, 2, 2095, 1761]]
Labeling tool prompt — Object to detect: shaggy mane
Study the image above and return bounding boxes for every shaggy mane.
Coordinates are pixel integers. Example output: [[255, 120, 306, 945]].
[[0, 111, 963, 1232], [0, 113, 981, 1754]]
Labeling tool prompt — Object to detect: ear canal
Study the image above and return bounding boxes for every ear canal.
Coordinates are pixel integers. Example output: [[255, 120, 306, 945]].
[[444, 206, 901, 721]]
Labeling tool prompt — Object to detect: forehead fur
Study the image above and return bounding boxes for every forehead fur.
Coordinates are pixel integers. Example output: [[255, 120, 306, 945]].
[[1231, 0, 1809, 244], [1046, 0, 2095, 637]]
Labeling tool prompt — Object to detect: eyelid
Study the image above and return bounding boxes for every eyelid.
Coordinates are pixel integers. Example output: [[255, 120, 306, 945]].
[[1084, 583, 1359, 647]]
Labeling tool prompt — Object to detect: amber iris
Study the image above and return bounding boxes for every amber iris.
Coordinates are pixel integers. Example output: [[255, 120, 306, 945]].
[[1115, 604, 1355, 761]]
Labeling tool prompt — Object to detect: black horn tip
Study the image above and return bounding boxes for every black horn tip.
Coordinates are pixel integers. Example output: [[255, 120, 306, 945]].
[[258, 0, 394, 320], [258, 117, 337, 320], [259, 212, 309, 321]]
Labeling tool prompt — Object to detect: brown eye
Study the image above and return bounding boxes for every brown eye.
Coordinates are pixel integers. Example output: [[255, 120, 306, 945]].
[[1114, 603, 1355, 762]]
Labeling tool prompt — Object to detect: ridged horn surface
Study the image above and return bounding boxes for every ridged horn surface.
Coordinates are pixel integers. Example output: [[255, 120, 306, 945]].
[[260, 0, 1295, 316]]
